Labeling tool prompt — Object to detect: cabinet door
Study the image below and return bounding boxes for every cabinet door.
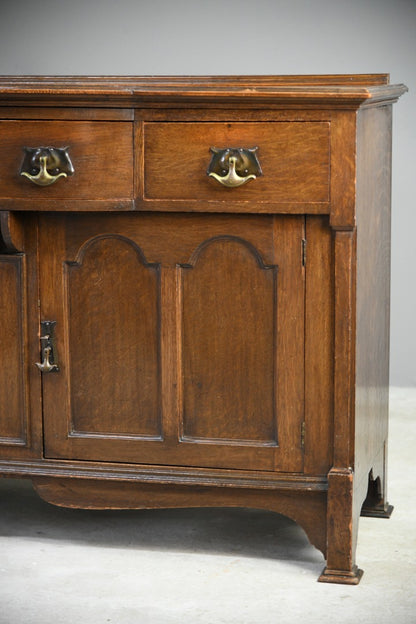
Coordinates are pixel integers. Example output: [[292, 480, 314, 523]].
[[39, 213, 304, 472]]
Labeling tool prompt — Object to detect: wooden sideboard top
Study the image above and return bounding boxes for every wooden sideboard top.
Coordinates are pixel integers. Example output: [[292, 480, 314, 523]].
[[0, 75, 407, 108]]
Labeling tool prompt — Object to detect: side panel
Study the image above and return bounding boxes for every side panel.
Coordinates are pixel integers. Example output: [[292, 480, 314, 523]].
[[0, 255, 28, 446], [355, 106, 393, 485], [0, 213, 42, 459]]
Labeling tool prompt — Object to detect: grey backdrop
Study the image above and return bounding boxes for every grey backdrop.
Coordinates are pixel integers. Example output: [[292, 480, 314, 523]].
[[0, 0, 414, 385]]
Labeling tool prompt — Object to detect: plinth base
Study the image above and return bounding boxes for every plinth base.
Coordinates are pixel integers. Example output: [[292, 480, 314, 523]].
[[318, 566, 364, 585]]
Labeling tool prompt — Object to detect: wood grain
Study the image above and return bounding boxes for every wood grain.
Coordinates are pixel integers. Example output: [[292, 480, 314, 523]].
[[0, 121, 133, 201], [143, 121, 330, 205], [0, 214, 42, 460], [332, 229, 356, 469], [354, 105, 393, 506], [329, 112, 357, 229], [0, 75, 407, 584], [304, 216, 334, 475], [66, 235, 161, 439], [39, 213, 304, 472], [0, 255, 27, 445], [180, 236, 278, 445], [0, 211, 24, 252], [31, 476, 328, 559], [0, 75, 406, 110]]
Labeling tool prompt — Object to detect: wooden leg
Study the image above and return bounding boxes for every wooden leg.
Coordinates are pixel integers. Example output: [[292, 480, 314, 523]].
[[361, 501, 394, 519], [318, 468, 363, 585], [319, 566, 363, 585], [361, 470, 393, 518]]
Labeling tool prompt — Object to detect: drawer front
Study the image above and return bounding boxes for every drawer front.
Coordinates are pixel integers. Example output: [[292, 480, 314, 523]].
[[0, 121, 133, 200], [143, 121, 330, 208]]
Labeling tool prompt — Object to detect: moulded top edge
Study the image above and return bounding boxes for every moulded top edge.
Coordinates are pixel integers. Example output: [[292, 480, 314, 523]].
[[0, 74, 391, 85], [0, 75, 407, 107]]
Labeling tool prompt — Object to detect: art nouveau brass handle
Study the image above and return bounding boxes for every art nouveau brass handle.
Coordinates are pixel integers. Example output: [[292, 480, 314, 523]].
[[20, 147, 74, 187], [36, 346, 59, 373], [36, 321, 59, 373], [207, 147, 262, 188], [21, 156, 67, 186]]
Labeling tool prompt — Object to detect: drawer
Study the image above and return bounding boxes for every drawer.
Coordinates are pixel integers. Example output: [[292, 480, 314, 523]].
[[0, 121, 133, 201], [143, 122, 330, 210]]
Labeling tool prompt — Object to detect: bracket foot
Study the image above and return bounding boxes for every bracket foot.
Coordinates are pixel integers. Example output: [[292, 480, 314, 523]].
[[318, 565, 364, 585], [361, 503, 393, 519]]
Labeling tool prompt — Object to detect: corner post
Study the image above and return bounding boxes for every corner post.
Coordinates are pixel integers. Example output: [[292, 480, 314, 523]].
[[319, 110, 363, 584]]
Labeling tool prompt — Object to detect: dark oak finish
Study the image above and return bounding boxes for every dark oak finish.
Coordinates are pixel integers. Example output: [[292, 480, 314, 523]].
[[143, 121, 330, 206], [31, 477, 328, 558], [354, 105, 395, 515], [0, 75, 406, 584], [0, 212, 42, 460], [304, 216, 334, 475], [38, 212, 304, 472], [0, 255, 27, 445], [0, 120, 133, 205]]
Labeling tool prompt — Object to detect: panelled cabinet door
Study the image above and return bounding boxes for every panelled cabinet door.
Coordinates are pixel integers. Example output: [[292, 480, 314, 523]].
[[39, 213, 305, 472]]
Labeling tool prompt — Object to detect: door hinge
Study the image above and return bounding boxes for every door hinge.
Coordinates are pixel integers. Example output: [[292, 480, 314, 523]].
[[301, 421, 305, 449], [301, 238, 307, 267]]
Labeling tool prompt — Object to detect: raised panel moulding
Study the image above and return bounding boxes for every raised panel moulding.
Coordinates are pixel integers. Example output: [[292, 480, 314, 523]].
[[179, 235, 278, 446], [65, 234, 162, 440]]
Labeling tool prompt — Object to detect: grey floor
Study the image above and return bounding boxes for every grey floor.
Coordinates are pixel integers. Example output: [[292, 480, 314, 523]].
[[0, 388, 415, 624]]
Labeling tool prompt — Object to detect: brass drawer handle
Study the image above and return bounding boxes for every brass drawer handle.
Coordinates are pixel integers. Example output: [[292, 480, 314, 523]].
[[20, 147, 74, 187], [207, 147, 262, 188]]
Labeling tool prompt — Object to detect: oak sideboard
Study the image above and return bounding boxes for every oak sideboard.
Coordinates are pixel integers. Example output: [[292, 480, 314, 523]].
[[0, 75, 407, 583]]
